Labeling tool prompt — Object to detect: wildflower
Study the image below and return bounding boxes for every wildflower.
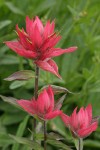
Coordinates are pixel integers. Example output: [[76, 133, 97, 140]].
[[60, 104, 98, 138], [5, 16, 77, 78], [17, 86, 61, 120]]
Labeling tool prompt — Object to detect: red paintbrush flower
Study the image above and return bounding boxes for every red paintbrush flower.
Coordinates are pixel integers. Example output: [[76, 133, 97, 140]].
[[5, 16, 77, 78], [60, 104, 98, 138], [17, 86, 62, 120]]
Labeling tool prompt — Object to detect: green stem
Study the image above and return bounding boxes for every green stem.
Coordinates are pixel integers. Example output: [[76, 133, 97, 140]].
[[33, 65, 39, 138], [34, 65, 39, 99], [44, 121, 47, 150], [74, 138, 83, 150], [78, 138, 83, 150]]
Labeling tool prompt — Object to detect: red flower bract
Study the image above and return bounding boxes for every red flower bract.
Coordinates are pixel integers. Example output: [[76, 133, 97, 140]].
[[17, 86, 62, 120], [60, 104, 98, 138], [5, 16, 77, 78]]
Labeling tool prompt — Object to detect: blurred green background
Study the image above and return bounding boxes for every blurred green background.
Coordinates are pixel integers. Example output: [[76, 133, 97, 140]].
[[0, 0, 100, 149]]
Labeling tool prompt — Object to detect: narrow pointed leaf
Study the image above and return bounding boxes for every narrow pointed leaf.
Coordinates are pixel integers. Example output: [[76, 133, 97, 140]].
[[34, 132, 64, 141], [0, 95, 19, 108], [12, 116, 29, 150], [4, 70, 35, 81], [48, 132, 64, 140], [47, 139, 72, 150], [0, 20, 12, 30], [9, 81, 27, 89], [0, 133, 15, 146], [54, 94, 67, 110], [5, 2, 24, 15], [9, 135, 43, 150], [84, 140, 100, 148], [39, 85, 76, 95]]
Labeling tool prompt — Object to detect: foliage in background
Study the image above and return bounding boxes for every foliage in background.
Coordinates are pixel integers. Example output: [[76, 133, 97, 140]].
[[0, 0, 100, 149]]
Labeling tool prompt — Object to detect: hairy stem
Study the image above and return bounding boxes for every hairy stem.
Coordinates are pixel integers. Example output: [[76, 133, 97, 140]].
[[78, 138, 83, 150], [44, 121, 47, 150], [33, 65, 39, 138], [34, 65, 39, 99]]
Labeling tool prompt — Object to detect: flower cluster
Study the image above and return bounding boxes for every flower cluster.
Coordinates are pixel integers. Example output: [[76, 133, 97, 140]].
[[17, 86, 98, 139], [17, 86, 61, 120], [60, 104, 98, 138], [4, 16, 98, 149], [5, 16, 77, 78]]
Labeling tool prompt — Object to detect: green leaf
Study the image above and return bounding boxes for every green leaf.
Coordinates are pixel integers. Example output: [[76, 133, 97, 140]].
[[35, 0, 55, 14], [0, 46, 9, 56], [67, 5, 78, 16], [0, 95, 20, 108], [34, 132, 64, 141], [4, 70, 35, 81], [12, 115, 29, 150], [47, 139, 72, 150], [9, 135, 43, 150], [5, 2, 24, 15], [39, 85, 75, 95], [82, 68, 91, 79], [84, 140, 100, 148], [0, 122, 6, 133], [89, 80, 100, 93], [0, 102, 19, 113], [54, 94, 67, 110], [0, 112, 26, 125], [0, 95, 19, 108], [0, 20, 12, 30], [0, 55, 26, 65], [9, 80, 27, 89], [0, 133, 15, 146], [50, 117, 67, 137], [47, 132, 64, 140]]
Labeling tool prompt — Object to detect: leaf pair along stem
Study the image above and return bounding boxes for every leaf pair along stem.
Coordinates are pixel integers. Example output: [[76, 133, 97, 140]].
[[33, 65, 47, 150]]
